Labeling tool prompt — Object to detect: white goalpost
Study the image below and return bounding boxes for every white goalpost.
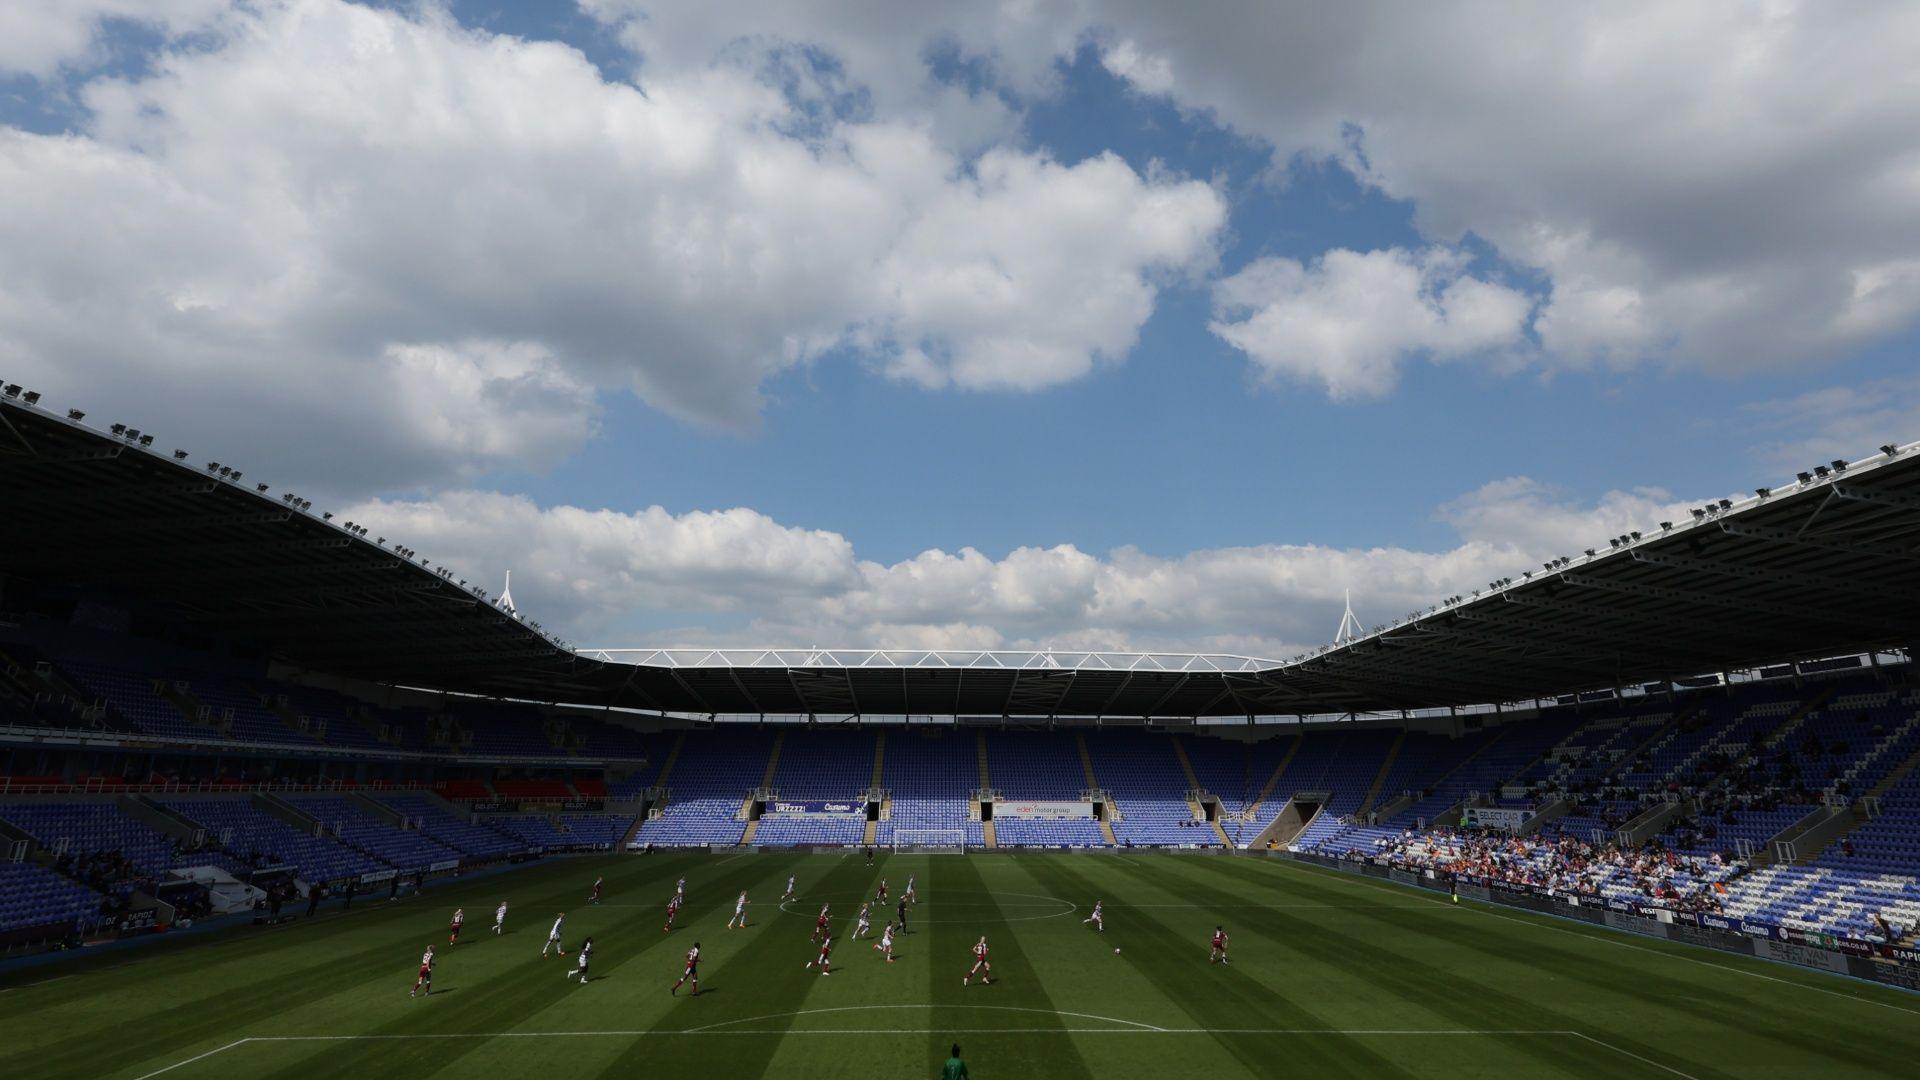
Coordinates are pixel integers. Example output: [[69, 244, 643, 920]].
[[891, 828, 967, 853]]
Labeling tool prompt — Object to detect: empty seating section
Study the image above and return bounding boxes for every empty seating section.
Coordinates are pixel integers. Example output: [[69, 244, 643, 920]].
[[0, 800, 225, 882], [771, 731, 873, 798], [876, 730, 981, 846], [285, 796, 462, 871], [163, 798, 374, 883], [1386, 718, 1578, 828], [985, 732, 1105, 846], [60, 665, 201, 741], [1088, 734, 1208, 846], [987, 732, 1085, 798], [456, 709, 556, 756], [376, 795, 521, 856], [0, 862, 104, 937], [632, 731, 772, 846], [6, 655, 662, 765]]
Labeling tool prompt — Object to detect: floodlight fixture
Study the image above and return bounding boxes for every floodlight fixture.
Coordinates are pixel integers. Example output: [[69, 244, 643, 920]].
[[67, 409, 84, 421], [3, 385, 19, 398], [1797, 471, 1813, 483], [1882, 444, 1899, 455], [173, 450, 187, 460], [1831, 459, 1848, 471], [137, 435, 153, 447], [111, 423, 126, 435], [1813, 465, 1830, 477], [21, 391, 39, 405], [1755, 487, 1770, 497]]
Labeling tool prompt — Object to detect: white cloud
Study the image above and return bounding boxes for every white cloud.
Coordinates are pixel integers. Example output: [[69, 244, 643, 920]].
[[0, 0, 1222, 499], [1733, 375, 1920, 473], [1209, 247, 1533, 398], [344, 477, 1712, 656], [608, 3, 1920, 387], [0, 0, 227, 79], [1087, 1, 1920, 376]]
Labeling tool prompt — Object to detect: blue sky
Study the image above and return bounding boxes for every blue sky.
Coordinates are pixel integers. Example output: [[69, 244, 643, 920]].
[[4, 2, 1918, 654]]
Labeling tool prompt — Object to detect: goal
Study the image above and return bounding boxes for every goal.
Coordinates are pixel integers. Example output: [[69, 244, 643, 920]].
[[890, 828, 967, 853]]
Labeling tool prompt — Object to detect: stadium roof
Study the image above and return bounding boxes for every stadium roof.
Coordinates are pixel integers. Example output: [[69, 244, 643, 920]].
[[3, 391, 1919, 718]]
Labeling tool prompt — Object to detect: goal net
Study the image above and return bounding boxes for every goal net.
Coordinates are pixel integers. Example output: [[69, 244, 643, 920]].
[[891, 828, 966, 853]]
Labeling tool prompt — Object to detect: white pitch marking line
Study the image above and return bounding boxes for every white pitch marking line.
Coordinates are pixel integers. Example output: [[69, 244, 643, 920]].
[[1270, 858, 1920, 1016], [132, 1027, 1592, 1073], [131, 1038, 253, 1080], [1567, 1031, 1701, 1079], [679, 1004, 1168, 1034]]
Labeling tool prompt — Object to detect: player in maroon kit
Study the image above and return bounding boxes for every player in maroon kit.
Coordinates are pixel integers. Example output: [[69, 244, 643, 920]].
[[663, 891, 683, 933], [812, 903, 831, 943], [876, 878, 889, 903], [805, 934, 833, 975], [671, 942, 701, 996], [1209, 926, 1230, 965], [448, 908, 464, 944], [410, 944, 435, 998], [589, 877, 604, 905], [963, 935, 991, 986]]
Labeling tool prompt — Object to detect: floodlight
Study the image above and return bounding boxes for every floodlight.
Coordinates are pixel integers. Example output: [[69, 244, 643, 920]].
[[1813, 465, 1829, 477], [1797, 471, 1812, 483], [67, 410, 84, 421], [2, 385, 19, 398], [137, 435, 152, 447], [1882, 444, 1899, 455], [1690, 509, 1705, 519], [1585, 548, 1595, 556], [21, 391, 39, 405], [1660, 522, 1671, 530], [322, 512, 333, 521], [111, 423, 126, 435], [173, 450, 187, 460], [1755, 488, 1770, 497], [1831, 459, 1847, 471]]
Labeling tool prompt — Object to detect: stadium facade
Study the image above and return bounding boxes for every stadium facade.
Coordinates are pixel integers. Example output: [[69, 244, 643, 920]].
[[2, 389, 1918, 990]]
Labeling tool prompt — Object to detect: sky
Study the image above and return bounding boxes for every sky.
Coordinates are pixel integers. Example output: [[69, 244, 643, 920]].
[[3, 1, 1919, 659]]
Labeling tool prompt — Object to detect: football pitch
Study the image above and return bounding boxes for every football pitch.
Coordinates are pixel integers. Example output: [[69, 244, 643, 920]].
[[1, 851, 1914, 1079]]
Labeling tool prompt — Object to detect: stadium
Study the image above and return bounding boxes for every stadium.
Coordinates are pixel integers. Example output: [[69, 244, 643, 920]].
[[3, 392, 1919, 1078], [8, 5, 1920, 1079]]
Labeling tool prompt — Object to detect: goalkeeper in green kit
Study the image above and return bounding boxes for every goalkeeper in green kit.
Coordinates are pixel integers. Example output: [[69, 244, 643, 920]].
[[941, 1043, 969, 1079]]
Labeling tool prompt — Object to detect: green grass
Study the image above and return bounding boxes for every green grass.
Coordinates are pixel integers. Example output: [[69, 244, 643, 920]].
[[1, 850, 1915, 1078]]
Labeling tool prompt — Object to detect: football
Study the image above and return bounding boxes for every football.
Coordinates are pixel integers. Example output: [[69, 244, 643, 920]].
[[1114, 948, 1121, 954]]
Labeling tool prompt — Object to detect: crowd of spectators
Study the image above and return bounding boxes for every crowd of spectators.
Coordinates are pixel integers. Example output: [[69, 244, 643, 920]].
[[1348, 826, 1736, 914]]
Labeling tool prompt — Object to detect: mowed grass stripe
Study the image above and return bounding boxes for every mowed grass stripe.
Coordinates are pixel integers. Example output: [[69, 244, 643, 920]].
[[607, 850, 884, 1077], [252, 851, 787, 1080], [1021, 854, 1433, 1078], [1263, 854, 1920, 1012], [1187, 858, 1821, 1075], [1095, 853, 1633, 1078], [922, 854, 1099, 1079], [5, 852, 1916, 1079], [107, 852, 716, 1080], [1211, 855, 1917, 1076]]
